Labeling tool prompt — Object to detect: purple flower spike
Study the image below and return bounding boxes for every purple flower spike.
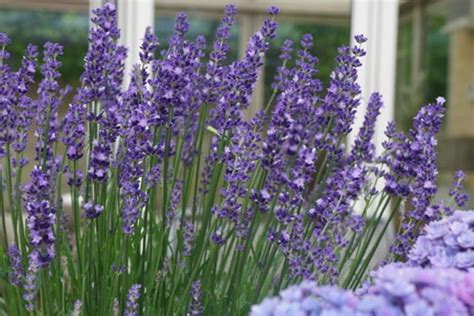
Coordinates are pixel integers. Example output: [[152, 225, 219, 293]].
[[269, 39, 294, 93], [24, 167, 56, 267], [84, 201, 104, 219], [211, 230, 226, 245], [139, 26, 159, 64], [125, 284, 142, 316], [354, 34, 368, 44], [448, 170, 469, 208], [174, 12, 190, 35], [301, 33, 313, 50], [189, 280, 203, 316], [380, 97, 447, 258], [183, 220, 195, 257], [72, 300, 82, 316], [279, 39, 293, 60], [88, 141, 111, 182], [0, 32, 11, 59], [225, 3, 238, 16], [0, 32, 11, 45], [63, 0, 126, 163], [349, 92, 383, 164], [7, 245, 23, 287], [23, 251, 41, 311], [323, 39, 365, 136], [208, 4, 237, 73], [267, 6, 280, 15]]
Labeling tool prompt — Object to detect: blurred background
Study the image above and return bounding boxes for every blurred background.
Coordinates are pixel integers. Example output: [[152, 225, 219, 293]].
[[0, 0, 473, 207]]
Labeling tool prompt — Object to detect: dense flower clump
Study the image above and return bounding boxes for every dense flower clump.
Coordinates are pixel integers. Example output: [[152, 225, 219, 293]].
[[408, 210, 474, 271], [252, 266, 474, 316], [0, 2, 470, 315], [251, 282, 357, 315], [361, 266, 474, 315]]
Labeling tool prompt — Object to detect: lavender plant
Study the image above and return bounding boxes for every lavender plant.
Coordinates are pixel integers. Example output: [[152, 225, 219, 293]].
[[0, 3, 466, 315]]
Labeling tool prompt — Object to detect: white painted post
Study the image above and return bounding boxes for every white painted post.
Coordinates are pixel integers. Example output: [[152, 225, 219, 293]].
[[348, 0, 399, 155], [349, 0, 400, 264], [117, 0, 154, 86]]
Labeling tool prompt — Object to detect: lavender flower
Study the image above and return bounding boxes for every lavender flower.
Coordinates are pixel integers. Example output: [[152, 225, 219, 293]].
[[83, 201, 104, 219], [385, 97, 446, 258], [88, 140, 111, 182], [449, 170, 469, 208], [261, 32, 321, 209], [10, 44, 38, 155], [23, 44, 65, 267], [84, 2, 124, 101], [166, 180, 183, 227], [210, 229, 226, 245], [212, 121, 260, 239], [209, 8, 278, 133], [199, 3, 238, 118], [118, 66, 155, 234], [24, 167, 56, 267], [113, 297, 120, 316], [323, 35, 365, 136], [23, 252, 41, 311], [63, 1, 126, 164], [271, 39, 293, 92], [308, 166, 366, 280], [72, 300, 82, 316], [349, 93, 383, 164], [189, 280, 203, 316], [0, 42, 12, 161], [125, 284, 142, 316], [208, 4, 237, 69], [35, 42, 65, 169], [0, 32, 11, 59], [407, 210, 474, 271], [66, 168, 83, 188], [267, 6, 281, 15], [7, 244, 23, 287], [139, 26, 159, 64], [354, 34, 368, 44], [182, 220, 195, 257]]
